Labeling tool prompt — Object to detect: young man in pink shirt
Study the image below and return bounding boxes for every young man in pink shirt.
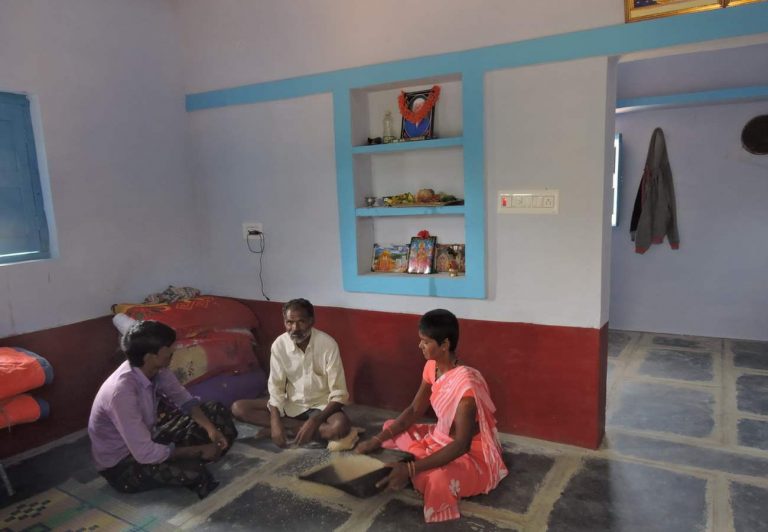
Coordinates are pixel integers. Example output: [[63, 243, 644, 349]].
[[88, 320, 237, 499]]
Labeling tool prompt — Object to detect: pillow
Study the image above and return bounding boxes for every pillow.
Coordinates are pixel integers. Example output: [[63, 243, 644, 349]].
[[0, 347, 54, 401], [0, 394, 50, 429], [170, 330, 260, 386], [186, 369, 267, 408], [112, 296, 259, 338]]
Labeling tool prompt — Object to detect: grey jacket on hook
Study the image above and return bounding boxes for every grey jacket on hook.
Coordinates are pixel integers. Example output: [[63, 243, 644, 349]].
[[629, 127, 680, 254]]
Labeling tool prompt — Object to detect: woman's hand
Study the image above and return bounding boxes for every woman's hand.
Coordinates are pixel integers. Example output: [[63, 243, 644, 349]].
[[355, 437, 381, 454], [375, 462, 411, 492]]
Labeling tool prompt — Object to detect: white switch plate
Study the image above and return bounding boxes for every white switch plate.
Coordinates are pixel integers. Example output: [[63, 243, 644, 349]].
[[498, 189, 558, 214], [242, 222, 263, 239]]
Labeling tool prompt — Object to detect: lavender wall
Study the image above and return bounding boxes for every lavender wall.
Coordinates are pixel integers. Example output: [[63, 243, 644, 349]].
[[611, 101, 768, 341], [0, 0, 204, 337]]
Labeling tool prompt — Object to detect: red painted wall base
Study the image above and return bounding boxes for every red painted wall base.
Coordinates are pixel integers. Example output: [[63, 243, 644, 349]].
[[241, 300, 608, 449], [0, 300, 607, 458]]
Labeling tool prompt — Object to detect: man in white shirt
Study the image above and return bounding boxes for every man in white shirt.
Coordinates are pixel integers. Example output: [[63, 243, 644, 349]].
[[232, 299, 352, 447]]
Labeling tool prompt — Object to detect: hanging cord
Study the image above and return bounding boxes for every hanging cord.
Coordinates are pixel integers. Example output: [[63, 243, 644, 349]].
[[246, 232, 270, 301]]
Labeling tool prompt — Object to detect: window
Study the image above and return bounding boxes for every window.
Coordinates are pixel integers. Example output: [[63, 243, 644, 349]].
[[0, 91, 50, 264]]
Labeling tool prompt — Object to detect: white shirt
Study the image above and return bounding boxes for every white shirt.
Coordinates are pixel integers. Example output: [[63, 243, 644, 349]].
[[267, 328, 349, 418]]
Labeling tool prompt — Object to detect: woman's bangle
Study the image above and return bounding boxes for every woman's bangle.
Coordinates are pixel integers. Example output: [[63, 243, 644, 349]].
[[372, 434, 383, 444], [407, 460, 416, 479]]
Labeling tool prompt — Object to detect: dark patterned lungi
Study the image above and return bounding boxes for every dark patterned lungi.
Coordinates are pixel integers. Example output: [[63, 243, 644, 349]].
[[100, 401, 237, 499]]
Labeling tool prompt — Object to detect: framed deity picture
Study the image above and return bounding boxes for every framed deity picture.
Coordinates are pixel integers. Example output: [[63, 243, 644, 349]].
[[371, 243, 410, 273], [625, 0, 729, 22], [435, 244, 465, 274], [399, 86, 440, 140], [406, 236, 437, 274]]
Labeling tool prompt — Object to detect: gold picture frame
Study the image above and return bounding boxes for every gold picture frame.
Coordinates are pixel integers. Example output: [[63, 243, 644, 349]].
[[625, 0, 726, 23]]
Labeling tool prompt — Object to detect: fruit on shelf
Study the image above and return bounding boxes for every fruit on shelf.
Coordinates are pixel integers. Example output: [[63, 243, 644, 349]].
[[416, 188, 436, 202]]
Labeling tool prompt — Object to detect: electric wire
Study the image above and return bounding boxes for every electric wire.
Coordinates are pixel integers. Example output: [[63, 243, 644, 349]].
[[246, 232, 270, 301]]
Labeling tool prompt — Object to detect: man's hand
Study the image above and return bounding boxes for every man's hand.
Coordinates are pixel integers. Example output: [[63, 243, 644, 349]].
[[375, 462, 410, 491], [355, 438, 381, 455], [294, 416, 321, 446], [199, 443, 222, 462], [207, 428, 229, 451]]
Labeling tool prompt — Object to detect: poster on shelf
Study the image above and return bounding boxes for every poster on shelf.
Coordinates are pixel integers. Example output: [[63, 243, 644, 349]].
[[371, 244, 410, 273], [407, 236, 437, 274], [435, 244, 465, 273]]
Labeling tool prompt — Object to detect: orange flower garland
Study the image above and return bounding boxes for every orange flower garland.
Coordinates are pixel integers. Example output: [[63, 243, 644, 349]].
[[398, 85, 441, 125]]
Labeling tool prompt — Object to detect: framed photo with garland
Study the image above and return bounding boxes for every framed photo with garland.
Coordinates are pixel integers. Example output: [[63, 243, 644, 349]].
[[399, 86, 440, 140]]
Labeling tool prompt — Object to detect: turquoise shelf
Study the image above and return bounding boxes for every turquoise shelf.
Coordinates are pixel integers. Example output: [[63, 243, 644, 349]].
[[351, 136, 463, 155], [334, 71, 486, 299], [347, 272, 476, 298], [355, 205, 465, 217]]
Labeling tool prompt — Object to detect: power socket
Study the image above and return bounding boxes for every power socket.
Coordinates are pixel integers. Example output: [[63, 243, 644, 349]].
[[242, 222, 263, 239]]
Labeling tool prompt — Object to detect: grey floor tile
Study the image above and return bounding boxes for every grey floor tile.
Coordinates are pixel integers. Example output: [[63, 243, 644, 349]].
[[608, 432, 768, 477], [2, 435, 97, 507], [731, 482, 768, 532], [733, 340, 768, 370], [608, 381, 715, 437], [198, 482, 351, 531], [368, 498, 517, 531], [736, 374, 768, 415], [649, 334, 720, 350], [608, 331, 632, 358], [637, 348, 714, 382], [71, 450, 264, 524], [607, 360, 618, 389], [737, 418, 768, 451], [547, 458, 707, 532], [469, 451, 556, 514]]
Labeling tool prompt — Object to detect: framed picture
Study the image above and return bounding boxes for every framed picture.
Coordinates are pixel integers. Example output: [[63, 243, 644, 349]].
[[435, 244, 465, 274], [399, 86, 440, 140], [371, 243, 409, 273], [625, 0, 726, 22], [407, 236, 437, 274]]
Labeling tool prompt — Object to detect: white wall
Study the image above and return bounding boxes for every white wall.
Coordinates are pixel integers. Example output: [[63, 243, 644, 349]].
[[0, 0, 203, 337], [611, 101, 768, 341], [174, 0, 623, 93], [184, 13, 617, 328], [485, 58, 615, 327]]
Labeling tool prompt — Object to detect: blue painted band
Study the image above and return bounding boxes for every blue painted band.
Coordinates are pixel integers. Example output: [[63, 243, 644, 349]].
[[187, 3, 768, 111], [617, 85, 768, 111], [352, 137, 463, 154], [356, 206, 466, 217]]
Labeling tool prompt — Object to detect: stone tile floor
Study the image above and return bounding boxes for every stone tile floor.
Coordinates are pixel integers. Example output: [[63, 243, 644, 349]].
[[2, 331, 768, 531]]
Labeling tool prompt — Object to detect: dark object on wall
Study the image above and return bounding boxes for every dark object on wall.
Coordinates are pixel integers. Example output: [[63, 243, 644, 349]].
[[741, 115, 768, 155], [629, 127, 680, 254]]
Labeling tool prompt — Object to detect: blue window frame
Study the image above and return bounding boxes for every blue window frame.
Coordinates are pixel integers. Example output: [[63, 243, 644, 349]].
[[0, 91, 50, 264]]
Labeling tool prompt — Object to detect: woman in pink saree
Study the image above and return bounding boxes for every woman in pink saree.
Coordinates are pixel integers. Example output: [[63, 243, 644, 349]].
[[356, 309, 508, 523]]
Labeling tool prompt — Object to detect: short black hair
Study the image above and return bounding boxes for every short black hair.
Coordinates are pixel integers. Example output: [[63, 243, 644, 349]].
[[282, 298, 314, 319], [121, 320, 176, 367], [419, 309, 459, 352]]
